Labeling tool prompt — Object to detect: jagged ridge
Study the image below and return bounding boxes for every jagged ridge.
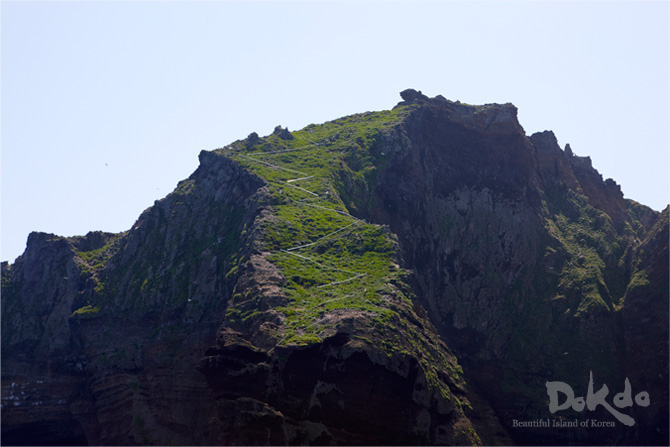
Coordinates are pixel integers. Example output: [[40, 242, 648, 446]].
[[2, 89, 667, 446]]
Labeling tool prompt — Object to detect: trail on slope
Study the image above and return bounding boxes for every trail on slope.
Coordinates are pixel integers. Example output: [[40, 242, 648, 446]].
[[230, 134, 393, 345]]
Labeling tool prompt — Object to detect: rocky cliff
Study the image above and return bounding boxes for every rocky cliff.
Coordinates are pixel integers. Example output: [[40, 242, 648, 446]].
[[2, 90, 667, 446]]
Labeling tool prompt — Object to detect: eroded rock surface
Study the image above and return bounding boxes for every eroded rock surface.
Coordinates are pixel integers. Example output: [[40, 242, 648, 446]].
[[2, 90, 667, 446]]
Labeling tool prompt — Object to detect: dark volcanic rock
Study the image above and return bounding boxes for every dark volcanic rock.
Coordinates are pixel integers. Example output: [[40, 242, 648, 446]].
[[273, 125, 294, 140], [334, 92, 668, 445], [199, 330, 476, 445], [620, 207, 669, 445], [2, 153, 266, 445], [2, 90, 667, 446], [400, 88, 429, 102], [245, 131, 260, 148]]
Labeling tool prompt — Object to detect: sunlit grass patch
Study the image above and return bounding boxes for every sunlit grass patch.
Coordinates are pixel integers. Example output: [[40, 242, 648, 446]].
[[225, 105, 418, 347]]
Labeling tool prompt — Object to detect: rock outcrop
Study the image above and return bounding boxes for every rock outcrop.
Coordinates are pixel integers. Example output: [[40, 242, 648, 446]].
[[2, 90, 667, 446], [335, 92, 668, 445]]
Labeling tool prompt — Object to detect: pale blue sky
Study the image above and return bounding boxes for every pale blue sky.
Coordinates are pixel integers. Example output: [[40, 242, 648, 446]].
[[2, 1, 669, 263]]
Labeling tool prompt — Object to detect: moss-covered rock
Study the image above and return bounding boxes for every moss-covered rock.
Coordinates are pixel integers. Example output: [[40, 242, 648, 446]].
[[2, 91, 666, 446]]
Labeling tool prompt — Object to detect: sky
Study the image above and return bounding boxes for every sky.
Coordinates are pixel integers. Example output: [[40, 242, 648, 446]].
[[2, 1, 669, 263]]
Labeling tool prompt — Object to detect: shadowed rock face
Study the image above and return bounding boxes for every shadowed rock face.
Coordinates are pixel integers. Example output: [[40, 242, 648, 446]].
[[2, 154, 266, 446], [2, 90, 667, 446], [339, 91, 668, 445], [198, 331, 475, 446]]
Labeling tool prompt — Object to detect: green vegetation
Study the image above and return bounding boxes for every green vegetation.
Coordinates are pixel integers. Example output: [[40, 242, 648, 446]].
[[213, 104, 469, 409], [93, 180, 248, 317], [498, 183, 652, 420], [71, 304, 101, 318], [74, 234, 124, 276], [223, 106, 415, 347], [542, 187, 626, 313]]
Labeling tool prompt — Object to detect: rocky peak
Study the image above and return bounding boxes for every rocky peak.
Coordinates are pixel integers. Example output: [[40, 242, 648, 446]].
[[2, 90, 667, 446], [397, 89, 523, 138], [399, 88, 430, 102], [529, 130, 630, 227], [245, 131, 260, 148], [272, 125, 294, 140], [530, 129, 561, 152], [570, 156, 627, 226], [530, 130, 581, 190]]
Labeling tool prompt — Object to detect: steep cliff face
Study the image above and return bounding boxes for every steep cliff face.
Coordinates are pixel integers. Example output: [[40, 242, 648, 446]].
[[335, 91, 668, 445], [2, 90, 667, 446], [620, 206, 669, 443], [2, 153, 266, 445]]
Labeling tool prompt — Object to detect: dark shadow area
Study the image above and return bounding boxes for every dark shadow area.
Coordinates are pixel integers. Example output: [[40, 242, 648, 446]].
[[1, 419, 88, 446]]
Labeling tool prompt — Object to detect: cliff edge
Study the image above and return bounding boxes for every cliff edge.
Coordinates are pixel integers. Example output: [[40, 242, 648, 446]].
[[2, 90, 667, 446]]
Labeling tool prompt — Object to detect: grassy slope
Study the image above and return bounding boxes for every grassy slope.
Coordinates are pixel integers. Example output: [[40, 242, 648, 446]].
[[222, 107, 415, 346], [218, 105, 477, 429]]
